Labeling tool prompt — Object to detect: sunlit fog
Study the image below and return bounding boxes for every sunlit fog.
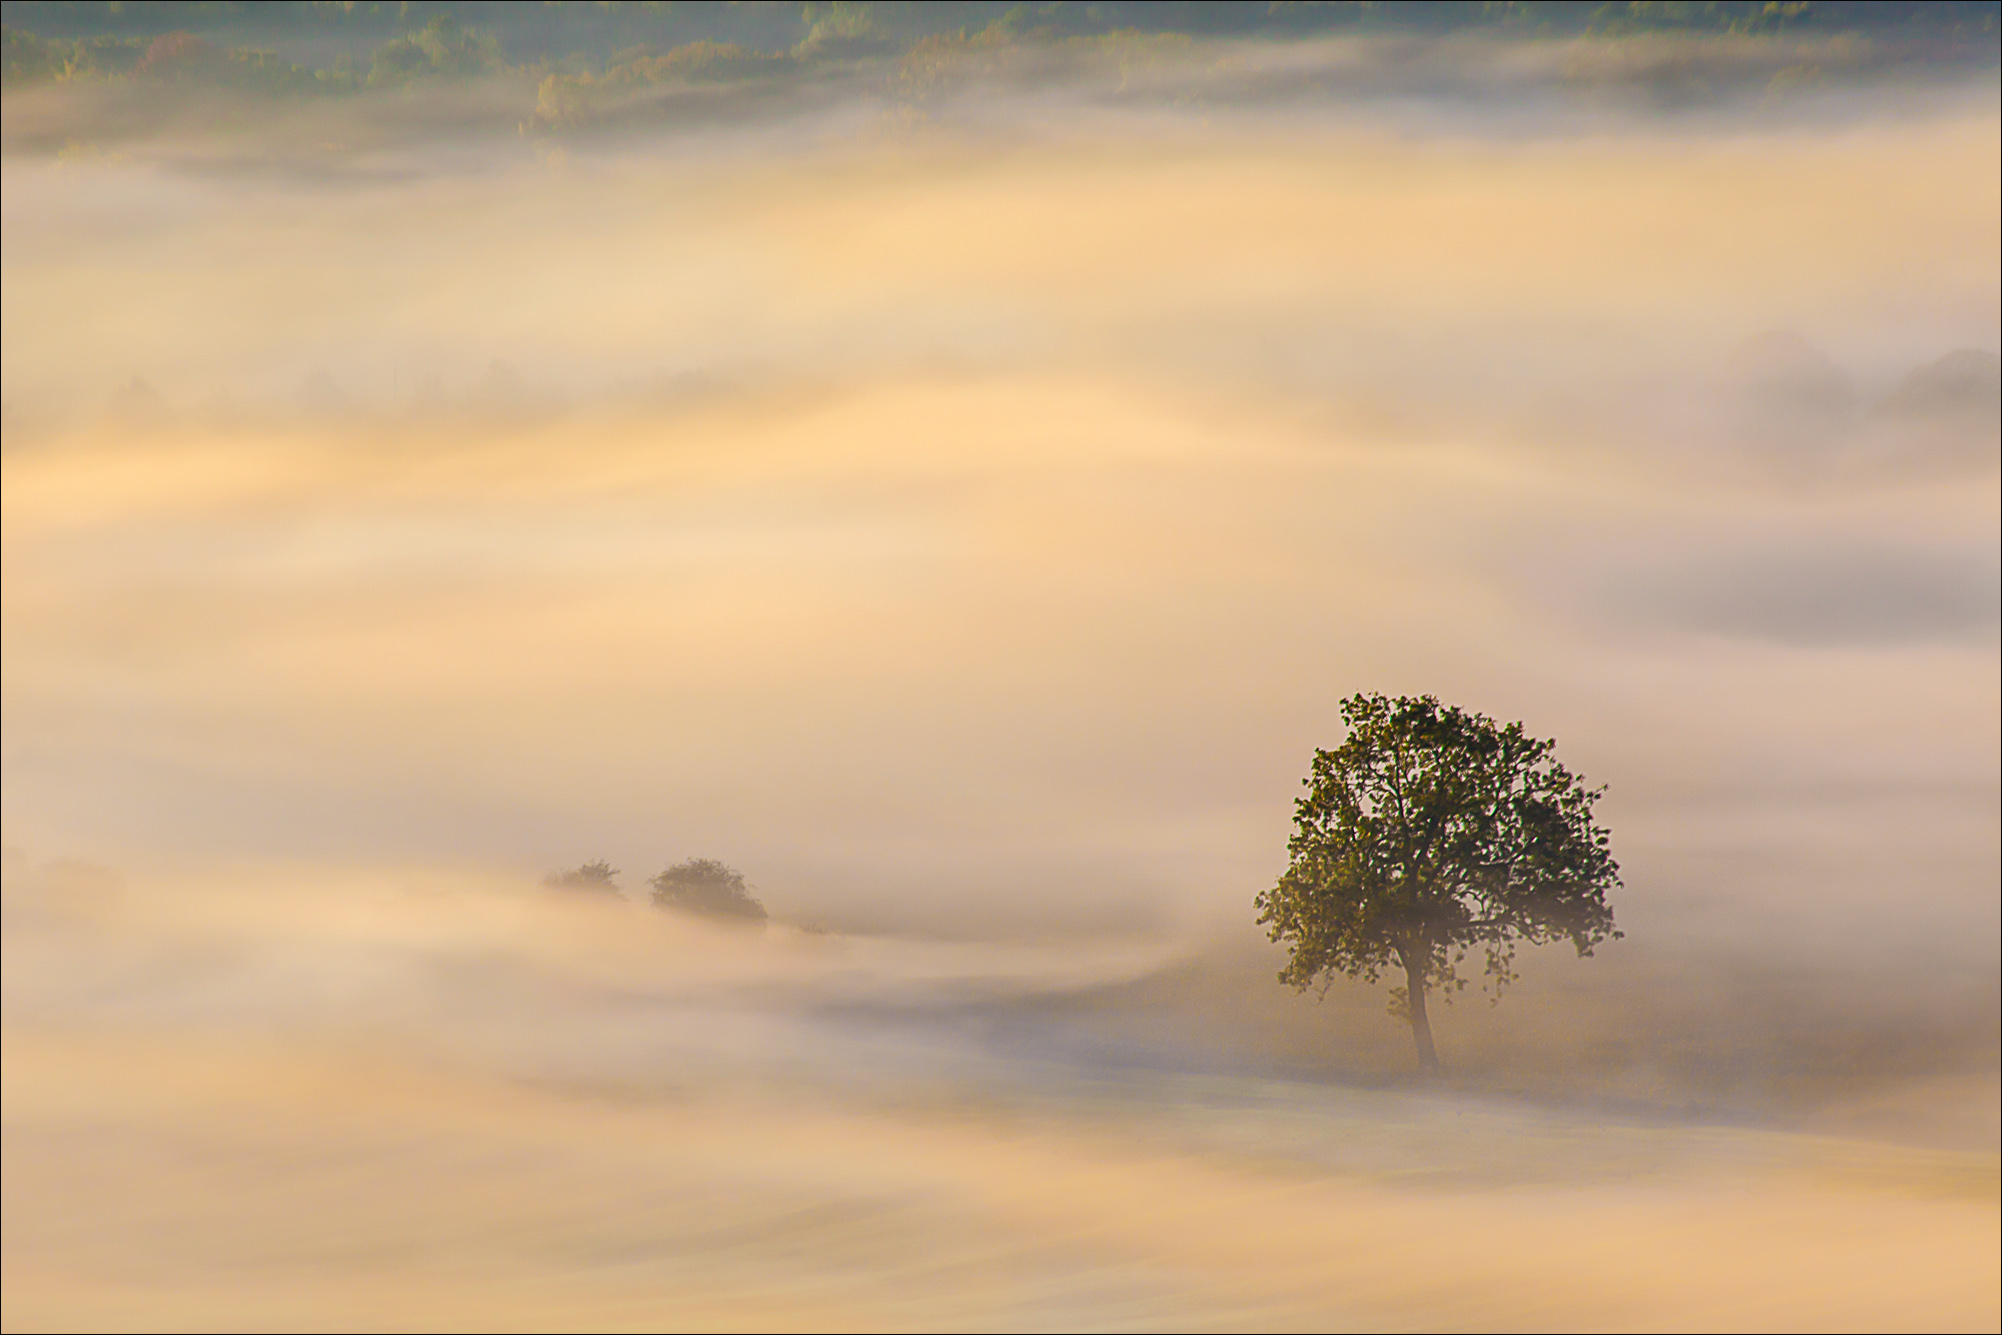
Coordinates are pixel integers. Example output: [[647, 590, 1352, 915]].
[[4, 2, 1997, 1330]]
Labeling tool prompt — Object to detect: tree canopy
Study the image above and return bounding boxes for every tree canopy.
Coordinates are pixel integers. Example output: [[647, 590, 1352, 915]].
[[1256, 693, 1620, 1070], [544, 859, 623, 897], [649, 858, 767, 925]]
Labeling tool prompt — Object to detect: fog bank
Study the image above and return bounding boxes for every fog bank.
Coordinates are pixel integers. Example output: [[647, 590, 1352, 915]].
[[5, 33, 1997, 1332]]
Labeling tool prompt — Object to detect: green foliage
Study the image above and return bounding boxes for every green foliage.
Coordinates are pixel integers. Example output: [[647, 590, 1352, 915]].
[[600, 41, 780, 85], [1, 28, 146, 85], [649, 858, 768, 925], [524, 38, 787, 132], [797, 1, 892, 58], [139, 33, 328, 94], [1257, 694, 1620, 1058], [367, 14, 504, 85], [544, 859, 624, 896], [1, 26, 331, 93]]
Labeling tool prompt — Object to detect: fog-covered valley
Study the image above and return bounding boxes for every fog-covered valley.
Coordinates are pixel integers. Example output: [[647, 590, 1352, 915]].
[[4, 7, 1997, 1329]]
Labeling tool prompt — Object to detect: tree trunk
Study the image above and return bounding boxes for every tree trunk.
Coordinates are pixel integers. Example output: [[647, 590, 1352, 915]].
[[1402, 948, 1440, 1072]]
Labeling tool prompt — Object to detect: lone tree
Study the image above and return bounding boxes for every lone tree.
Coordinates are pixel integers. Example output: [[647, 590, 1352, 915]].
[[1256, 693, 1620, 1072], [544, 859, 623, 897], [649, 858, 767, 925]]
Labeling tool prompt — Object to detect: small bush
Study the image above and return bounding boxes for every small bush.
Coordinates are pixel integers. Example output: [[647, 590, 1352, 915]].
[[648, 858, 766, 925]]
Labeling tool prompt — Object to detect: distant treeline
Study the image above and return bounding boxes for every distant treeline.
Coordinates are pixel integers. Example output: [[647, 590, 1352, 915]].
[[5, 3, 2000, 55], [5, 3, 1998, 87], [4, 3, 1997, 143]]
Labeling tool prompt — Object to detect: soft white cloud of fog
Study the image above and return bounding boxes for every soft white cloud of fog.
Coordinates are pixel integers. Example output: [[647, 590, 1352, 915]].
[[3, 852, 1996, 1330], [4, 103, 1996, 950]]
